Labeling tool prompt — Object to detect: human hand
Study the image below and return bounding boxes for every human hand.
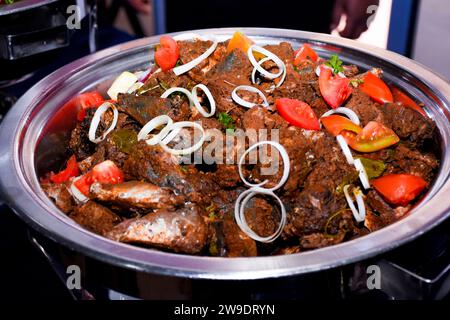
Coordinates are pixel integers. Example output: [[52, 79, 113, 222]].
[[331, 0, 380, 39], [127, 0, 151, 15]]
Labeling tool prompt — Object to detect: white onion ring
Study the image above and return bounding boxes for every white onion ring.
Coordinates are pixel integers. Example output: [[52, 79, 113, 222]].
[[354, 159, 371, 190], [343, 185, 366, 223], [161, 87, 194, 106], [88, 102, 118, 143], [231, 85, 269, 109], [127, 81, 144, 94], [247, 45, 285, 80], [173, 37, 218, 76], [191, 84, 216, 117], [238, 141, 290, 192], [70, 176, 89, 203], [137, 115, 174, 145], [160, 121, 206, 156], [251, 57, 287, 88], [336, 135, 355, 165], [234, 187, 286, 243], [107, 71, 138, 100], [321, 107, 361, 126]]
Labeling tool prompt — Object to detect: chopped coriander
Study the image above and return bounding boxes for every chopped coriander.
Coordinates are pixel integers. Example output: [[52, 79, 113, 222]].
[[325, 54, 344, 75], [217, 112, 236, 132], [175, 59, 183, 67]]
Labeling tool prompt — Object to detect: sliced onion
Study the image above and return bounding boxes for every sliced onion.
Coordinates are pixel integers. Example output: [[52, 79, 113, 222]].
[[231, 85, 269, 109], [251, 57, 287, 88], [160, 121, 206, 156], [173, 37, 218, 76], [321, 107, 361, 126], [234, 187, 286, 243], [247, 45, 285, 80], [238, 141, 290, 192], [336, 135, 355, 165], [107, 71, 138, 100], [343, 185, 366, 223], [127, 81, 144, 94], [70, 177, 89, 203], [88, 102, 118, 143], [354, 158, 371, 190], [137, 115, 174, 145], [159, 126, 182, 145], [191, 84, 216, 117], [161, 87, 194, 107]]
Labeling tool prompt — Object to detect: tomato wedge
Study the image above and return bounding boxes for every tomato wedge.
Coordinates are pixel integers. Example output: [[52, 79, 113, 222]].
[[227, 31, 254, 54], [318, 67, 353, 109], [293, 44, 319, 65], [360, 72, 393, 104], [391, 86, 427, 117], [50, 155, 79, 183], [155, 36, 180, 71], [73, 174, 92, 196], [341, 121, 400, 153], [63, 91, 105, 122], [372, 174, 428, 206], [91, 160, 125, 184], [73, 160, 124, 196], [321, 115, 362, 136], [275, 98, 320, 130]]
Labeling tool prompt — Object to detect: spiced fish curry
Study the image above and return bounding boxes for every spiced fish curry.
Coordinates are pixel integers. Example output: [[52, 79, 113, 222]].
[[41, 31, 438, 257]]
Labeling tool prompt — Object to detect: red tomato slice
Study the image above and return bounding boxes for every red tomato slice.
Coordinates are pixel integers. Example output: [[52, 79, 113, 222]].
[[321, 115, 362, 136], [319, 67, 353, 109], [73, 160, 124, 196], [341, 121, 400, 153], [227, 31, 254, 54], [64, 92, 104, 122], [360, 72, 393, 104], [50, 155, 79, 183], [91, 160, 125, 184], [155, 36, 180, 71], [294, 44, 319, 65], [275, 98, 320, 130], [372, 174, 428, 206], [391, 86, 427, 117], [73, 173, 93, 196]]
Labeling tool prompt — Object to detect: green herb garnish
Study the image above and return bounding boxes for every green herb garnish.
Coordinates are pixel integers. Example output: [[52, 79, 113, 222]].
[[218, 112, 236, 133], [356, 157, 386, 180], [325, 54, 344, 75], [110, 129, 137, 154]]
